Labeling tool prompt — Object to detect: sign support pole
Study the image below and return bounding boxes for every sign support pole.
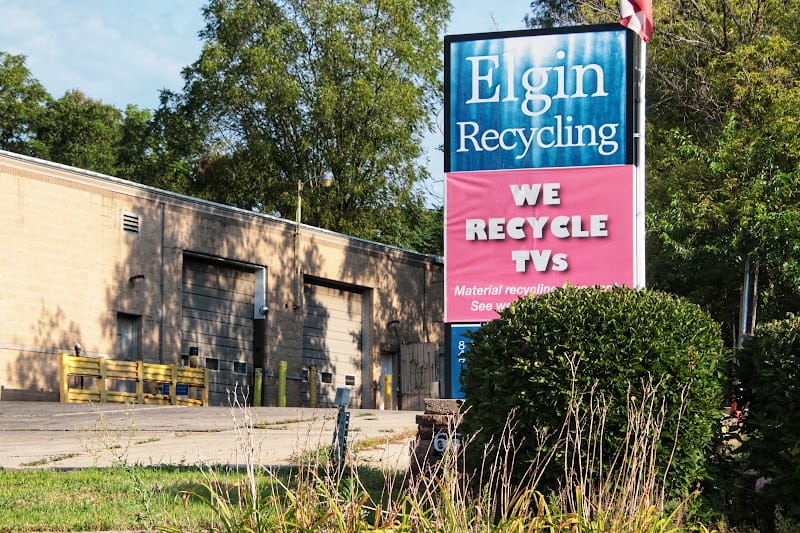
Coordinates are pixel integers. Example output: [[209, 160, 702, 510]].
[[634, 40, 647, 289]]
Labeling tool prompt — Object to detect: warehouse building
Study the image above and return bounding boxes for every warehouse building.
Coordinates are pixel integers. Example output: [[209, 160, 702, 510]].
[[0, 150, 444, 408]]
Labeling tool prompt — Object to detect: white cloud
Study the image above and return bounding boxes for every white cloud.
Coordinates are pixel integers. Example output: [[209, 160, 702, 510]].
[[0, 0, 204, 109]]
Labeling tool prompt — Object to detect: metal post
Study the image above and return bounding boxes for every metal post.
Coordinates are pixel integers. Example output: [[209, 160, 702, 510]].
[[294, 172, 333, 311], [330, 405, 350, 471], [329, 387, 351, 472], [278, 360, 287, 407], [254, 368, 263, 407], [634, 37, 647, 289], [383, 374, 392, 410], [309, 364, 317, 408], [738, 258, 752, 350]]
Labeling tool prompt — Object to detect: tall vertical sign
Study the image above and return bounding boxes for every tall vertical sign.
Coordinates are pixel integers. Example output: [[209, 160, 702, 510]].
[[445, 25, 641, 324]]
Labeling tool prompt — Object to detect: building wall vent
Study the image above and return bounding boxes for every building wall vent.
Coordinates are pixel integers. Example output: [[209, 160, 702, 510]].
[[122, 212, 140, 234]]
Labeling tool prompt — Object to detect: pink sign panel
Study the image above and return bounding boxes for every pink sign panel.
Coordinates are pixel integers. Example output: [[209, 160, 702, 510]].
[[445, 166, 635, 323]]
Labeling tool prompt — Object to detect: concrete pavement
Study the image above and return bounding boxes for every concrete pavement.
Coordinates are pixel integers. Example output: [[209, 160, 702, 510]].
[[0, 401, 420, 470]]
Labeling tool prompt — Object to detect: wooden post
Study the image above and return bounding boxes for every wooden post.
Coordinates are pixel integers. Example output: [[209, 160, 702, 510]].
[[136, 361, 144, 404], [202, 368, 209, 406], [170, 364, 178, 405], [99, 358, 108, 403], [59, 353, 69, 403]]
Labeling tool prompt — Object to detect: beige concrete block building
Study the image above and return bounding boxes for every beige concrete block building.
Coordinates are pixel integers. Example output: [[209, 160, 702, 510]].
[[0, 150, 444, 408]]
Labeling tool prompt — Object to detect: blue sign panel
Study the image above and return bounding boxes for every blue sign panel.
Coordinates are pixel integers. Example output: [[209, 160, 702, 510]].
[[448, 324, 481, 399], [446, 25, 633, 172], [161, 383, 189, 396]]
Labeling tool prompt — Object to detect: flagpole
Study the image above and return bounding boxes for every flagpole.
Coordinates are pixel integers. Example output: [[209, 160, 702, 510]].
[[620, 0, 651, 288], [635, 39, 647, 289]]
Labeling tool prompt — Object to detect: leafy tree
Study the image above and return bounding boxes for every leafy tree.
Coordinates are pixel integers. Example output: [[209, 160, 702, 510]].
[[378, 201, 443, 255], [162, 0, 450, 247], [32, 90, 124, 175], [526, 0, 800, 341], [646, 2, 800, 339], [1, 3, 450, 255], [0, 51, 50, 155], [125, 90, 211, 196], [115, 105, 155, 182], [524, 0, 580, 28], [0, 52, 159, 183]]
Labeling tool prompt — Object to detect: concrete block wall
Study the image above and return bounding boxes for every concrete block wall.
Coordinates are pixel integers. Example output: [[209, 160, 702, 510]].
[[0, 151, 444, 406]]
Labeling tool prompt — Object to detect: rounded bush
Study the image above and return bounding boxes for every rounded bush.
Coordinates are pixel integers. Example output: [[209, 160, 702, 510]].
[[460, 285, 726, 499], [737, 316, 800, 522]]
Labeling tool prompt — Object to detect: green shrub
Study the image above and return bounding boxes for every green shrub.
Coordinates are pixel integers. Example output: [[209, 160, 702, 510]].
[[737, 316, 800, 524], [459, 285, 726, 501]]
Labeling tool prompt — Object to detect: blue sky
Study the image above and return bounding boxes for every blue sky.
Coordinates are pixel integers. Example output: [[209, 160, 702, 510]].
[[0, 0, 531, 203]]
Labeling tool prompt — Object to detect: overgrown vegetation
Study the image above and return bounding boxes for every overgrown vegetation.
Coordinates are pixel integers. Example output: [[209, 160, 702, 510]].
[[0, 418, 721, 532]]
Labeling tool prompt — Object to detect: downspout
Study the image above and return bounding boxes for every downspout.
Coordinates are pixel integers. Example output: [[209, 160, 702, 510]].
[[423, 263, 429, 343], [159, 202, 165, 364], [388, 320, 402, 410]]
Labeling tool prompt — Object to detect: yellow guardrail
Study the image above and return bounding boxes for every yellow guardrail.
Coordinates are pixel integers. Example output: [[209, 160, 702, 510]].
[[59, 353, 208, 406]]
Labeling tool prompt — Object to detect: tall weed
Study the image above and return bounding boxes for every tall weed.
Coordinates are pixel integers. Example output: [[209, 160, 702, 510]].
[[161, 383, 715, 532]]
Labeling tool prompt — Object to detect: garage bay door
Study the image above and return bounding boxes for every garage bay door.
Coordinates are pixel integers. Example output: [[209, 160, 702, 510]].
[[182, 257, 254, 406], [303, 283, 365, 407]]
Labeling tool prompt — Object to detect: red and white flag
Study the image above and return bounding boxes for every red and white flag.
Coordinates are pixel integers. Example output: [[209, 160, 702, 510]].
[[620, 0, 653, 41]]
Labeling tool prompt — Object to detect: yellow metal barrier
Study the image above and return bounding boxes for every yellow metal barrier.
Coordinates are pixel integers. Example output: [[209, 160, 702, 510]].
[[59, 353, 208, 406], [278, 360, 287, 407], [309, 364, 317, 408], [384, 374, 392, 410], [254, 368, 263, 407]]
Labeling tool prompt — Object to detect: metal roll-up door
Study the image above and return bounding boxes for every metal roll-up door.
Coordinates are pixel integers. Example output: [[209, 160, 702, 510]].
[[182, 257, 254, 406], [303, 283, 364, 407]]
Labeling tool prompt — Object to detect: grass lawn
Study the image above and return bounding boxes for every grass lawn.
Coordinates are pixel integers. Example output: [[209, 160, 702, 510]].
[[0, 462, 402, 532], [0, 465, 287, 532]]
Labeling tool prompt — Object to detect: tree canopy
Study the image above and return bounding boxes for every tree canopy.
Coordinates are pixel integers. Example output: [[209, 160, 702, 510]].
[[32, 89, 124, 175], [526, 0, 800, 342], [158, 0, 450, 247], [0, 51, 153, 178], [0, 52, 50, 155]]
